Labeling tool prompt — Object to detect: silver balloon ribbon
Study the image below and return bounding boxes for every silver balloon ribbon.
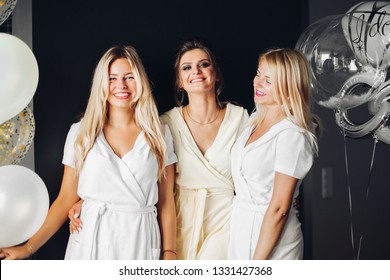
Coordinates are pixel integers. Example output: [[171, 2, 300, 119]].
[[366, 137, 378, 201], [342, 126, 356, 259], [356, 137, 377, 260], [342, 124, 378, 260]]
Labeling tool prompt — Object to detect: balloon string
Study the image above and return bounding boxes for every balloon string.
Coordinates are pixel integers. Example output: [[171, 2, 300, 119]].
[[366, 138, 377, 200], [342, 127, 356, 260], [356, 137, 378, 260], [356, 235, 363, 260]]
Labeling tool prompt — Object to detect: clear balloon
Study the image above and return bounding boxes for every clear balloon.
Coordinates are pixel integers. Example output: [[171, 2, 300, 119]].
[[0, 105, 35, 166], [0, 33, 39, 125], [0, 0, 17, 26], [296, 14, 387, 110], [0, 165, 49, 248]]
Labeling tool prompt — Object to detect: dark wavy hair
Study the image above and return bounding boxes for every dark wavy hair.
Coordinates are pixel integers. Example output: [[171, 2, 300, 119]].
[[173, 37, 225, 106]]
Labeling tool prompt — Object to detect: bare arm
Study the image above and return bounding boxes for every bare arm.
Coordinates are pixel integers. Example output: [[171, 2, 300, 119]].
[[156, 164, 176, 260], [68, 199, 84, 234], [252, 171, 298, 260], [0, 165, 80, 260]]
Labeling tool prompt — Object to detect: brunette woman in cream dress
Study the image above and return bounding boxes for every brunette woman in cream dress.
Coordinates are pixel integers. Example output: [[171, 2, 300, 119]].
[[161, 39, 248, 259], [228, 49, 319, 260]]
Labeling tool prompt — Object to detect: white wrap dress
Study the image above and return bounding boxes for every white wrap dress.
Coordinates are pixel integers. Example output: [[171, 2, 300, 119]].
[[62, 122, 177, 260], [160, 103, 248, 259], [228, 118, 314, 260]]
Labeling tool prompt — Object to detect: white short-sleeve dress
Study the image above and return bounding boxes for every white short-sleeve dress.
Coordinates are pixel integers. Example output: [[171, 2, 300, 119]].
[[62, 122, 177, 260], [228, 118, 315, 260]]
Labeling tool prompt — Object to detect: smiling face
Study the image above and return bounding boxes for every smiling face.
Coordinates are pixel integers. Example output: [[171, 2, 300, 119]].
[[107, 58, 137, 109], [253, 58, 278, 107], [178, 48, 218, 95]]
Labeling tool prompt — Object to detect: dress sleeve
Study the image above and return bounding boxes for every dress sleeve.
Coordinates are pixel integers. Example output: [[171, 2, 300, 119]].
[[274, 129, 314, 179], [163, 124, 177, 166], [62, 122, 80, 168]]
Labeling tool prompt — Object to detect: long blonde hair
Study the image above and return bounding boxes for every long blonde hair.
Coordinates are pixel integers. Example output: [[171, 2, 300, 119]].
[[73, 46, 167, 178], [252, 48, 320, 154]]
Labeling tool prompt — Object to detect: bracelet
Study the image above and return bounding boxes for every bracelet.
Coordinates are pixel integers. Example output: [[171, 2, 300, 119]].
[[26, 242, 34, 256], [161, 249, 176, 255]]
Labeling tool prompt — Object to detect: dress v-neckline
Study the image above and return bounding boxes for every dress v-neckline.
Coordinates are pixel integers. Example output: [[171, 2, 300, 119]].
[[101, 130, 143, 160], [243, 118, 287, 149], [180, 104, 230, 158]]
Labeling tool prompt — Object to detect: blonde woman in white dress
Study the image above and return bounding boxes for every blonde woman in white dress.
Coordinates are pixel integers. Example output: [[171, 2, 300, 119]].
[[228, 48, 320, 260], [0, 46, 177, 260]]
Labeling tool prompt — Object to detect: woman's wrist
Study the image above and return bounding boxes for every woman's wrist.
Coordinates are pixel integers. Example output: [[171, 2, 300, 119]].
[[25, 241, 35, 256], [161, 249, 177, 260], [161, 249, 176, 255]]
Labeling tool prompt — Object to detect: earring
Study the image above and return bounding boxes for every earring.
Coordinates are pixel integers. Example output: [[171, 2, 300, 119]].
[[180, 88, 186, 105], [177, 87, 185, 106]]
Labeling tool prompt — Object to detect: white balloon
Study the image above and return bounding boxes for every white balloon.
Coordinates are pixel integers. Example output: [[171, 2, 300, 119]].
[[0, 33, 39, 125], [0, 165, 49, 248]]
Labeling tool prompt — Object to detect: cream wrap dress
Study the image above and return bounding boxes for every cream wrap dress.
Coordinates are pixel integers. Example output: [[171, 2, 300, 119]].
[[160, 103, 248, 259], [62, 122, 177, 260], [228, 118, 315, 260]]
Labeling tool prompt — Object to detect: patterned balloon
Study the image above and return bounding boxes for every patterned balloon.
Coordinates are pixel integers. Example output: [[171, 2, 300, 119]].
[[0, 105, 35, 165], [0, 0, 18, 26], [346, 1, 390, 67]]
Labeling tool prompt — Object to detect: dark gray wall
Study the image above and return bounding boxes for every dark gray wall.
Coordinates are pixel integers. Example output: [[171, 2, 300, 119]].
[[305, 0, 390, 259]]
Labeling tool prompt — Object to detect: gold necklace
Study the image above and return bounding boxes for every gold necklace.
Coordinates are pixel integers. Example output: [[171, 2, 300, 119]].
[[185, 106, 220, 125]]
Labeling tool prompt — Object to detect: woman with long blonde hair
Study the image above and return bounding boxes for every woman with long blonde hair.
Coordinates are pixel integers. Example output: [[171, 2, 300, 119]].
[[228, 48, 320, 260], [0, 46, 177, 260]]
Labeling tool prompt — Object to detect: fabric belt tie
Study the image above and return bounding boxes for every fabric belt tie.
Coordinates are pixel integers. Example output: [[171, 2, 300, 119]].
[[185, 188, 207, 259], [82, 199, 157, 260], [176, 187, 233, 259]]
